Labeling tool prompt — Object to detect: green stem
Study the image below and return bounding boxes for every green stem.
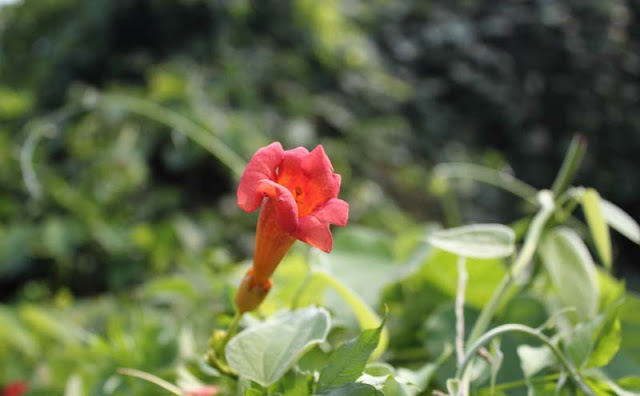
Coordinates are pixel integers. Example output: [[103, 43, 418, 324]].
[[467, 191, 555, 345], [551, 134, 587, 198], [456, 324, 594, 396], [481, 373, 560, 392], [455, 256, 467, 365], [222, 311, 243, 348], [510, 191, 555, 276], [118, 368, 183, 395], [553, 187, 584, 224], [434, 163, 538, 205], [442, 182, 463, 227], [466, 274, 514, 346], [99, 93, 246, 179]]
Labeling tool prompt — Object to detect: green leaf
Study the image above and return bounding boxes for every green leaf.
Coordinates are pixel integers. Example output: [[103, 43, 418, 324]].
[[421, 249, 508, 310], [600, 199, 640, 245], [539, 227, 600, 321], [64, 374, 83, 396], [565, 305, 622, 369], [396, 345, 452, 392], [312, 271, 388, 360], [19, 304, 80, 343], [0, 306, 38, 358], [588, 307, 622, 368], [359, 364, 413, 396], [589, 317, 621, 368], [428, 224, 515, 259], [381, 376, 413, 396], [566, 321, 595, 368], [489, 338, 504, 393], [317, 383, 383, 396], [446, 378, 461, 396], [517, 344, 556, 378], [280, 369, 313, 396], [317, 320, 385, 391], [582, 189, 613, 270], [225, 307, 330, 387], [617, 376, 640, 391]]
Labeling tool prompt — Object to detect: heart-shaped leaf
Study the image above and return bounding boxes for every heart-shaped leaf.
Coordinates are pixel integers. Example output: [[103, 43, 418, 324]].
[[225, 307, 330, 387]]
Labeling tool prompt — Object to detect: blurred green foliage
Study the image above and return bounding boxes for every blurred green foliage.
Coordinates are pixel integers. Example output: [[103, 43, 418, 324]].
[[1, 0, 640, 394]]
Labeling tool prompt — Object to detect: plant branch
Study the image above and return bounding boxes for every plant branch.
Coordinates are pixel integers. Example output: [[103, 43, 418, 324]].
[[98, 92, 246, 179], [118, 368, 184, 395], [467, 190, 555, 345], [455, 256, 467, 365], [221, 311, 243, 348], [434, 163, 538, 205], [456, 324, 594, 396], [551, 134, 587, 198]]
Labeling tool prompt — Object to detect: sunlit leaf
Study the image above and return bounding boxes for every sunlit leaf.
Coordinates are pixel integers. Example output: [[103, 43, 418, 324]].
[[588, 316, 621, 368], [312, 271, 388, 360], [582, 189, 612, 270], [539, 227, 599, 321], [600, 199, 640, 245], [517, 344, 556, 378], [64, 374, 83, 396], [428, 224, 515, 259], [566, 321, 595, 368]]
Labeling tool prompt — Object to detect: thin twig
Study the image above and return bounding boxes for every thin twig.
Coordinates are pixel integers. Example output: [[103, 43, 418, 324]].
[[455, 256, 467, 365], [118, 368, 184, 395]]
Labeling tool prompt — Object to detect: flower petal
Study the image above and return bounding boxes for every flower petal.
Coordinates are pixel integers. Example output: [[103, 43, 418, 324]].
[[237, 142, 284, 212], [313, 198, 349, 226], [302, 145, 338, 196], [333, 173, 342, 191], [257, 180, 299, 234], [296, 215, 333, 252]]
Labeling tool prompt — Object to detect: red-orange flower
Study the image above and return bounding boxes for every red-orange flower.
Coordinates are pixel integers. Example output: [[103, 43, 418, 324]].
[[235, 142, 349, 312], [1, 382, 28, 396]]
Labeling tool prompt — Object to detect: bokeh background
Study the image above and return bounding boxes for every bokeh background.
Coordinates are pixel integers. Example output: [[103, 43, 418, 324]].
[[1, 0, 639, 394]]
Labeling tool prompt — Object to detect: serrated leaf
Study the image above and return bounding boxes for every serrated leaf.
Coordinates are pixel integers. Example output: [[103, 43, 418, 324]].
[[539, 227, 599, 321], [517, 344, 556, 378], [318, 383, 383, 396], [582, 189, 612, 270], [600, 199, 640, 245], [317, 320, 385, 391], [225, 307, 330, 387], [428, 224, 515, 259]]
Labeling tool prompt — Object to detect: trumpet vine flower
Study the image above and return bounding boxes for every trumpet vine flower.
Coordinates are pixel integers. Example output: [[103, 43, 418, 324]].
[[235, 142, 349, 312]]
